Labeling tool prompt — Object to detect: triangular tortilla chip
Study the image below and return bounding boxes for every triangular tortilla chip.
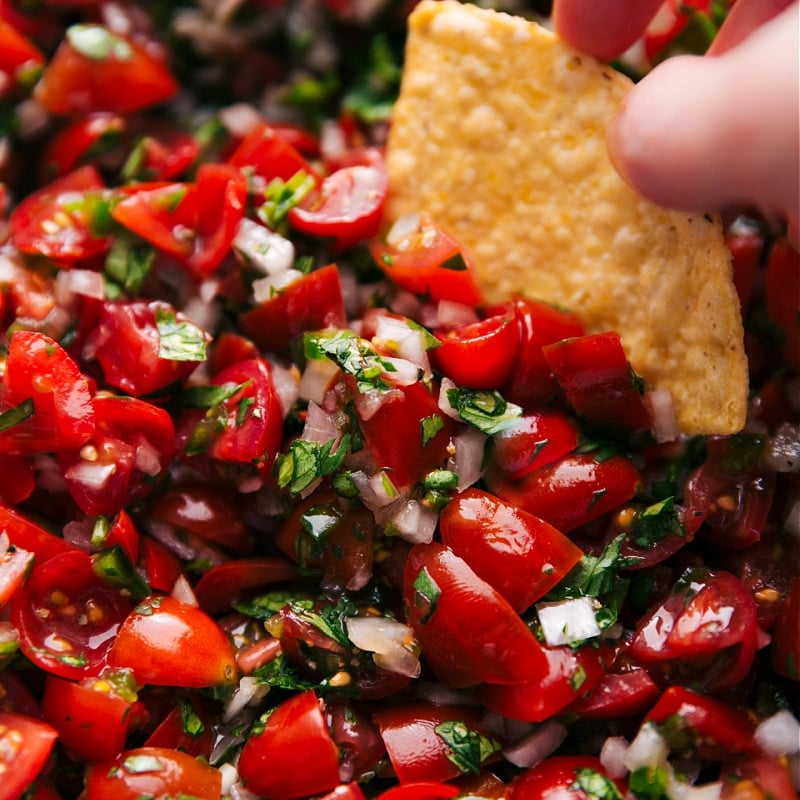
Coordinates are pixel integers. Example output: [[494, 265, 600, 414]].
[[385, 0, 747, 435]]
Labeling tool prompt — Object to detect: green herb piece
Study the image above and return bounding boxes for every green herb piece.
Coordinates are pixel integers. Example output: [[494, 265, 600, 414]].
[[92, 545, 151, 601], [234, 591, 305, 621], [412, 567, 440, 624], [292, 596, 359, 648], [104, 234, 155, 298], [298, 503, 343, 562], [155, 308, 208, 362], [434, 720, 501, 775], [90, 515, 112, 548], [420, 414, 444, 446], [122, 754, 165, 774], [276, 435, 352, 496], [630, 496, 685, 547], [440, 253, 468, 272], [254, 653, 316, 692], [628, 765, 671, 800], [570, 768, 624, 800], [341, 33, 402, 124], [257, 171, 317, 230], [67, 24, 133, 61], [446, 387, 521, 435], [172, 381, 250, 410], [178, 697, 205, 737], [0, 398, 34, 433]]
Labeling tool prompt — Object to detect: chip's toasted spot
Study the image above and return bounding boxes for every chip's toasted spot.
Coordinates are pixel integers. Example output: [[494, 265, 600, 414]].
[[386, 0, 747, 435]]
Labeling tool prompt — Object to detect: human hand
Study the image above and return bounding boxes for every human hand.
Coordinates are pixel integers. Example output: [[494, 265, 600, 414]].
[[552, 0, 800, 243]]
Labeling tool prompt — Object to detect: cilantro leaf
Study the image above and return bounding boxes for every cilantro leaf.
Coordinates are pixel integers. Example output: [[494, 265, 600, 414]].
[[104, 234, 155, 298], [446, 387, 521, 435], [172, 381, 250, 410], [275, 435, 352, 495], [570, 768, 624, 800], [0, 398, 34, 433], [630, 496, 685, 547], [412, 566, 440, 624], [257, 171, 317, 231], [155, 308, 208, 362], [434, 720, 501, 775], [628, 765, 671, 800]]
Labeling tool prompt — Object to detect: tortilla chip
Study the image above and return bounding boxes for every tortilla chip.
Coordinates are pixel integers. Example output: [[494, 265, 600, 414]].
[[385, 0, 747, 435]]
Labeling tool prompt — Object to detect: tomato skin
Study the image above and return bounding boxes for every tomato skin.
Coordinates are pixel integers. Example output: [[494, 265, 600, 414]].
[[403, 542, 549, 688], [542, 331, 651, 431], [486, 452, 643, 533], [0, 543, 34, 608], [629, 567, 759, 691], [239, 264, 348, 354], [34, 26, 177, 115], [83, 746, 221, 800], [508, 755, 625, 800], [431, 305, 519, 390], [0, 17, 44, 89], [0, 330, 95, 455], [565, 664, 660, 720], [0, 503, 74, 563], [439, 488, 583, 612], [238, 690, 341, 800], [108, 595, 237, 688], [144, 698, 216, 759], [11, 549, 132, 680], [373, 703, 498, 784], [137, 537, 182, 594], [720, 756, 798, 800], [40, 113, 125, 180], [375, 783, 459, 800], [770, 575, 800, 680], [765, 236, 800, 370], [0, 711, 58, 800], [41, 674, 146, 763]]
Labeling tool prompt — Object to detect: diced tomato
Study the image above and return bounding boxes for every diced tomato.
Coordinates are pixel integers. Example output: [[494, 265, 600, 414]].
[[508, 755, 625, 800], [138, 537, 182, 594], [11, 549, 133, 680], [107, 594, 237, 688], [34, 24, 177, 114], [439, 488, 583, 612], [0, 17, 44, 91], [765, 236, 800, 370], [326, 699, 386, 783], [565, 664, 661, 720], [643, 0, 713, 62], [370, 213, 483, 306], [431, 304, 519, 389], [0, 712, 58, 800], [0, 543, 34, 608], [238, 690, 341, 799], [403, 542, 549, 688], [121, 119, 201, 182], [144, 697, 216, 758], [40, 113, 126, 181], [0, 503, 74, 563], [720, 756, 798, 800], [0, 454, 36, 505], [771, 575, 800, 680], [239, 264, 348, 354], [375, 784, 459, 800], [725, 218, 764, 314]]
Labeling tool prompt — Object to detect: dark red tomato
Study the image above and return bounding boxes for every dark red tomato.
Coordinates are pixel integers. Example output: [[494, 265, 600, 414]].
[[0, 669, 41, 716], [122, 119, 200, 182], [83, 746, 221, 800], [478, 642, 607, 722], [498, 296, 585, 410], [179, 358, 283, 470], [239, 264, 347, 354], [542, 331, 651, 431], [228, 121, 323, 184], [11, 549, 132, 680], [356, 376, 455, 488], [40, 113, 125, 181], [10, 165, 113, 261], [0, 454, 35, 505], [137, 537, 182, 594], [431, 305, 519, 389], [0, 503, 74, 563], [370, 213, 483, 306], [107, 594, 237, 688], [725, 219, 764, 314], [720, 756, 798, 800], [86, 300, 209, 396], [0, 330, 95, 455], [645, 685, 758, 760], [0, 711, 58, 800], [42, 673, 147, 763], [765, 236, 800, 370], [144, 697, 215, 758], [643, 0, 712, 61], [0, 17, 44, 88], [439, 488, 583, 612], [630, 566, 759, 691], [289, 162, 388, 250], [238, 690, 341, 799], [373, 703, 500, 784], [403, 542, 549, 688], [326, 699, 386, 783], [208, 332, 260, 375], [487, 410, 579, 482], [268, 122, 321, 158], [59, 394, 176, 516], [770, 575, 800, 680], [100, 511, 140, 564], [565, 664, 660, 720], [683, 436, 775, 548], [508, 755, 625, 800], [375, 783, 459, 800], [34, 25, 177, 114], [0, 543, 34, 608], [319, 785, 367, 800], [486, 452, 643, 533]]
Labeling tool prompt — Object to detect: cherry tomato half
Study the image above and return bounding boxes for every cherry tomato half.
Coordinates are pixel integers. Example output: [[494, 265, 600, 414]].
[[0, 711, 58, 800]]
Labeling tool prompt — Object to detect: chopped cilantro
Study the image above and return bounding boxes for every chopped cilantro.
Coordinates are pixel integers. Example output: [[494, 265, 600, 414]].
[[446, 387, 521, 435], [628, 765, 671, 800], [155, 308, 208, 362], [172, 381, 250, 410], [104, 234, 155, 298], [90, 515, 112, 548], [412, 566, 440, 624], [92, 545, 151, 601], [570, 768, 624, 800], [275, 435, 352, 496], [257, 171, 317, 230], [178, 698, 205, 737], [434, 720, 501, 775], [0, 397, 34, 433], [234, 591, 306, 621], [67, 24, 133, 61], [253, 652, 316, 692], [420, 414, 445, 446], [630, 496, 685, 547], [439, 253, 468, 272], [291, 596, 359, 647]]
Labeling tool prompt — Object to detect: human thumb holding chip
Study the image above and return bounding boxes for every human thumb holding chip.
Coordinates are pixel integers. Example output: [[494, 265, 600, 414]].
[[553, 0, 800, 244]]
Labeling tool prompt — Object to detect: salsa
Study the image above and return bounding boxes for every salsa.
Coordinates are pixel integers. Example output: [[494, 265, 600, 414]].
[[0, 2, 798, 800]]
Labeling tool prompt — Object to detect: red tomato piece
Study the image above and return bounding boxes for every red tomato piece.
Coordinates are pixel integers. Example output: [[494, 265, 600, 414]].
[[403, 542, 549, 688], [228, 121, 322, 183], [0, 453, 35, 505], [289, 161, 388, 250], [42, 673, 147, 763], [373, 703, 500, 784], [478, 642, 607, 722], [107, 594, 237, 688], [0, 711, 58, 800], [765, 236, 800, 371], [11, 549, 132, 680], [144, 698, 215, 758], [431, 304, 519, 390], [645, 685, 759, 760], [508, 755, 625, 800], [326, 699, 386, 783], [85, 300, 208, 396], [83, 746, 221, 800], [725, 218, 764, 315], [0, 17, 44, 89], [488, 410, 579, 482], [486, 452, 643, 533], [40, 113, 126, 181], [720, 756, 798, 800], [34, 25, 177, 114], [123, 119, 201, 182], [565, 664, 661, 720], [0, 543, 34, 608], [376, 783, 459, 800], [239, 263, 348, 354], [439, 488, 583, 612], [137, 537, 182, 594], [643, 0, 713, 62], [0, 502, 74, 563], [770, 575, 800, 680], [542, 331, 651, 431], [238, 690, 341, 799], [370, 213, 483, 306], [630, 567, 759, 691], [10, 165, 112, 262]]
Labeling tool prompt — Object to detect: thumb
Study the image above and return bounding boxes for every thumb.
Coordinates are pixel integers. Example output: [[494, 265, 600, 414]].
[[607, 3, 799, 240]]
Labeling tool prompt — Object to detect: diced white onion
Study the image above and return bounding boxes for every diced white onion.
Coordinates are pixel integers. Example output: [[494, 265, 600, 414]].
[[764, 423, 800, 473], [219, 763, 239, 797], [299, 358, 339, 405], [252, 269, 303, 303], [270, 362, 300, 417], [302, 401, 340, 444], [55, 268, 106, 302], [224, 676, 270, 722], [235, 218, 296, 274], [645, 388, 678, 443], [320, 119, 347, 162], [385, 213, 420, 246], [754, 710, 800, 756], [350, 470, 401, 516], [171, 574, 199, 606], [600, 736, 630, 779], [219, 103, 263, 137], [624, 722, 670, 771], [64, 460, 116, 491], [378, 356, 423, 387], [135, 438, 163, 476], [536, 596, 601, 647], [345, 616, 420, 678], [355, 386, 404, 421], [669, 781, 722, 800], [503, 719, 568, 768], [447, 427, 487, 491], [438, 377, 462, 421], [374, 315, 432, 376], [386, 498, 438, 544], [435, 299, 479, 328]]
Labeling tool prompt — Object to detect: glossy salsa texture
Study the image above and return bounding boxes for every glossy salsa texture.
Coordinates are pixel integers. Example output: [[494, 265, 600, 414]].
[[0, 2, 798, 800]]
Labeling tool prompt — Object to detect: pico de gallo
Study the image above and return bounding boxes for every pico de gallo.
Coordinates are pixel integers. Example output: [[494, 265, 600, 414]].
[[0, 2, 798, 800]]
